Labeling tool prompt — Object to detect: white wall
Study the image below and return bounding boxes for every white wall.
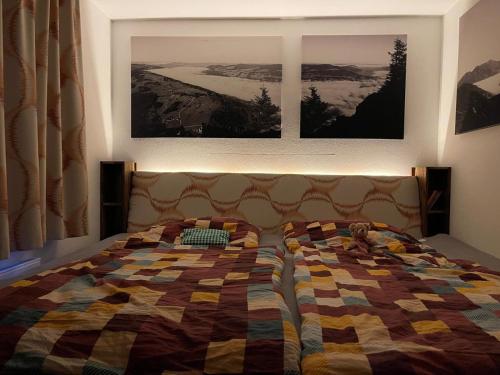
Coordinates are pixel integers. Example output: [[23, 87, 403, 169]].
[[3, 2, 499, 270], [112, 17, 442, 176], [438, 0, 500, 257], [80, 0, 114, 249], [0, 0, 112, 270]]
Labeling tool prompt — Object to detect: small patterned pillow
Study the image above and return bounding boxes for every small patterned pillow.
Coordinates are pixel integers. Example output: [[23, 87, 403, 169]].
[[129, 217, 261, 248], [180, 228, 230, 246], [184, 217, 260, 248]]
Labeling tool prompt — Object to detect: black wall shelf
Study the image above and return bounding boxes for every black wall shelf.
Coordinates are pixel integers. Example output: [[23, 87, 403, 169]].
[[412, 166, 451, 237], [100, 161, 136, 240]]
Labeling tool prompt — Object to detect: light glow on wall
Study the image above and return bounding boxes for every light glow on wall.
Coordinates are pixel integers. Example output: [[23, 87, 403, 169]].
[[141, 165, 408, 177]]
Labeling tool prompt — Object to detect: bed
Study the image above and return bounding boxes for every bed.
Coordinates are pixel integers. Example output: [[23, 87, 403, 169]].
[[0, 218, 300, 374], [1, 171, 498, 374], [284, 220, 500, 374]]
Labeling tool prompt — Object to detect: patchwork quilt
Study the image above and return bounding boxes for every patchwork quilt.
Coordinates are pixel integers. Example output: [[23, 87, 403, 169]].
[[0, 238, 300, 374], [285, 220, 500, 375]]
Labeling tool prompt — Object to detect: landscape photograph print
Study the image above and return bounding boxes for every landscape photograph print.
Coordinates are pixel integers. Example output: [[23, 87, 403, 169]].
[[455, 0, 500, 134], [131, 36, 282, 138], [301, 34, 407, 139]]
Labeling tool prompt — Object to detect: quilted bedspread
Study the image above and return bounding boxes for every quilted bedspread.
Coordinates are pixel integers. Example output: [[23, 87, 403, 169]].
[[286, 221, 500, 375], [0, 238, 300, 374]]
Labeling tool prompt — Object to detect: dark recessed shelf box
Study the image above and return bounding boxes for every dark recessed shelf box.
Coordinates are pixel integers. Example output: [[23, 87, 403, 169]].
[[412, 166, 451, 237], [100, 161, 136, 240]]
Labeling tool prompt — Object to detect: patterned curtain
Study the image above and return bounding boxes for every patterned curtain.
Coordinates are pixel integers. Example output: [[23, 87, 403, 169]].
[[0, 0, 87, 259]]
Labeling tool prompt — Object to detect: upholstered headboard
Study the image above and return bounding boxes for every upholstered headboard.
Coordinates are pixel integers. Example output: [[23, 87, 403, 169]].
[[127, 172, 422, 238]]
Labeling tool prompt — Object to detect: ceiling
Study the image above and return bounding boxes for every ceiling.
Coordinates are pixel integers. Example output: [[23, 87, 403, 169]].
[[90, 0, 459, 20]]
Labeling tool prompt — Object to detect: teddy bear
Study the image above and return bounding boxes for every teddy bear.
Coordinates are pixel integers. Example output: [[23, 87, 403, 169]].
[[346, 222, 372, 254]]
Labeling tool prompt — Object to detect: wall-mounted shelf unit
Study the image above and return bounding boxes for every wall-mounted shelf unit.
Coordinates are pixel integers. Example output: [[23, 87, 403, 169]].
[[412, 166, 451, 237], [100, 161, 136, 240]]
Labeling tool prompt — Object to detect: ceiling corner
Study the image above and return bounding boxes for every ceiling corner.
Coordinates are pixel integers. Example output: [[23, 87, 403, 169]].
[[86, 0, 113, 20]]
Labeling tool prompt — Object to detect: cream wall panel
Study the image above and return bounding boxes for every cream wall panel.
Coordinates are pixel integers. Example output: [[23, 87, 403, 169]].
[[127, 172, 422, 238]]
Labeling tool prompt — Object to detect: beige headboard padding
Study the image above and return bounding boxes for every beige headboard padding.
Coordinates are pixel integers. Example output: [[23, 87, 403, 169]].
[[128, 172, 422, 238]]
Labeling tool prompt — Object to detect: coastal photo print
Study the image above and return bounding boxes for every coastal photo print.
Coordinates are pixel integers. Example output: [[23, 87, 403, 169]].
[[301, 34, 407, 139], [456, 0, 500, 134], [131, 36, 282, 138]]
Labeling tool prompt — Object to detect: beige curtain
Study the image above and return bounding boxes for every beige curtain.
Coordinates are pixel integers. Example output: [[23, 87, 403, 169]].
[[0, 0, 87, 259]]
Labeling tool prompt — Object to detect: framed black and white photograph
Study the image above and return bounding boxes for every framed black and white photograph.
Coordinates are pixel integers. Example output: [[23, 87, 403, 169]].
[[131, 36, 282, 138], [300, 34, 407, 139], [456, 0, 500, 134]]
